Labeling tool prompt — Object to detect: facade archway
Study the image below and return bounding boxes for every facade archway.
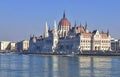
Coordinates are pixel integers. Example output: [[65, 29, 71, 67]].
[[95, 46, 97, 50]]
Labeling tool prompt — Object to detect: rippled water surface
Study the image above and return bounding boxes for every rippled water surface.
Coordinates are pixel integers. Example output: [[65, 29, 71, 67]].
[[0, 54, 120, 77]]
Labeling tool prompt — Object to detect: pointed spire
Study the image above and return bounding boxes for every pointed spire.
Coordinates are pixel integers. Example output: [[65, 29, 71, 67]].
[[53, 20, 58, 36], [63, 11, 66, 18], [74, 21, 77, 34], [74, 20, 77, 27], [44, 22, 49, 38], [85, 22, 88, 33], [80, 22, 82, 28], [53, 20, 58, 39], [101, 30, 104, 34], [54, 20, 57, 32], [107, 29, 109, 36], [80, 22, 82, 33], [53, 20, 58, 50], [46, 21, 48, 27], [85, 22, 88, 28]]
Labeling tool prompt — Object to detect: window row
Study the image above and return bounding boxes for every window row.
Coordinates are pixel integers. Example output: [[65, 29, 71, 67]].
[[81, 46, 91, 48], [81, 40, 91, 43]]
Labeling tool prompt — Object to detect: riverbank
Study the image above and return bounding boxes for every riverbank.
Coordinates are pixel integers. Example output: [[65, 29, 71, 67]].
[[1, 50, 120, 56], [10, 51, 120, 56]]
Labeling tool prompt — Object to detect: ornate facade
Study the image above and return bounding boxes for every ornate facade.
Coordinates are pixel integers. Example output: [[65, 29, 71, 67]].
[[29, 12, 111, 53]]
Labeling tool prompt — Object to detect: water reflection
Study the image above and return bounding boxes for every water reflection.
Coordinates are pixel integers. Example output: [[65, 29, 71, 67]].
[[0, 54, 120, 77]]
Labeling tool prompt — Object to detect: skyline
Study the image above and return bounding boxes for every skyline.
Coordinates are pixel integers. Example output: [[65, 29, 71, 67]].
[[0, 0, 120, 42]]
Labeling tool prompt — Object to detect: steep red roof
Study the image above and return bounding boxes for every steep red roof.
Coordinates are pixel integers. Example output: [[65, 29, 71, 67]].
[[77, 26, 85, 33], [100, 34, 108, 38], [59, 18, 70, 26], [82, 33, 92, 38]]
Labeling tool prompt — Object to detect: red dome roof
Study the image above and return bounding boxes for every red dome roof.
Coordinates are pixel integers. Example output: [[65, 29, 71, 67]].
[[59, 18, 70, 26], [59, 12, 70, 26]]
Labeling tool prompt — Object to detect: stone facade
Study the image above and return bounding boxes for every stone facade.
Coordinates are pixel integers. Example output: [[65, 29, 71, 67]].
[[29, 13, 111, 53]]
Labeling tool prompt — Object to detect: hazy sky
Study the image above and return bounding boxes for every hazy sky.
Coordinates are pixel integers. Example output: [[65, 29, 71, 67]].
[[0, 0, 120, 42]]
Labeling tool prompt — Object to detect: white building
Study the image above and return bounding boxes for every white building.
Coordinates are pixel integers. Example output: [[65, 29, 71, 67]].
[[0, 41, 16, 51], [111, 38, 120, 51], [0, 41, 10, 51], [29, 12, 111, 53]]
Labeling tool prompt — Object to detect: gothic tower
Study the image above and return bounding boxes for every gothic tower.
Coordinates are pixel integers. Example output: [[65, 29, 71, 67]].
[[85, 22, 89, 33], [52, 20, 58, 52], [44, 22, 49, 38]]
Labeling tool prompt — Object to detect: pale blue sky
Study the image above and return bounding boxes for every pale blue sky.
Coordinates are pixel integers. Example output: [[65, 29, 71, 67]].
[[0, 0, 120, 41]]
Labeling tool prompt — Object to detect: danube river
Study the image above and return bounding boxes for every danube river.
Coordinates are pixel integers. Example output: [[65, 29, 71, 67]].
[[0, 54, 120, 77]]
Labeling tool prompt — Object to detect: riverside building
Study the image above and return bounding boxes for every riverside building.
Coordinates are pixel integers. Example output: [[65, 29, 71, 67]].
[[111, 39, 120, 51], [0, 41, 16, 52], [16, 40, 29, 51], [29, 12, 111, 53]]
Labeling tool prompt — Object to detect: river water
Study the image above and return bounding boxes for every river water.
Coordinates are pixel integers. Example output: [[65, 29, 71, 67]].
[[0, 54, 120, 77]]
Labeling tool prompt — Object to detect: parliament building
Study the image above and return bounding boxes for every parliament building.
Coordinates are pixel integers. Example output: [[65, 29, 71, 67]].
[[29, 12, 111, 53]]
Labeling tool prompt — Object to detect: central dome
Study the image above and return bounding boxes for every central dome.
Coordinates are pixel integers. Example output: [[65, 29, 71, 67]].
[[59, 12, 70, 26]]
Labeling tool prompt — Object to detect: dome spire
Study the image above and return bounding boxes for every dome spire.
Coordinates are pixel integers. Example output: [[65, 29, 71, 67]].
[[63, 11, 66, 18]]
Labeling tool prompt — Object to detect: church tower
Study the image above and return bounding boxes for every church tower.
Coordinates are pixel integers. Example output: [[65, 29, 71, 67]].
[[52, 20, 58, 52]]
